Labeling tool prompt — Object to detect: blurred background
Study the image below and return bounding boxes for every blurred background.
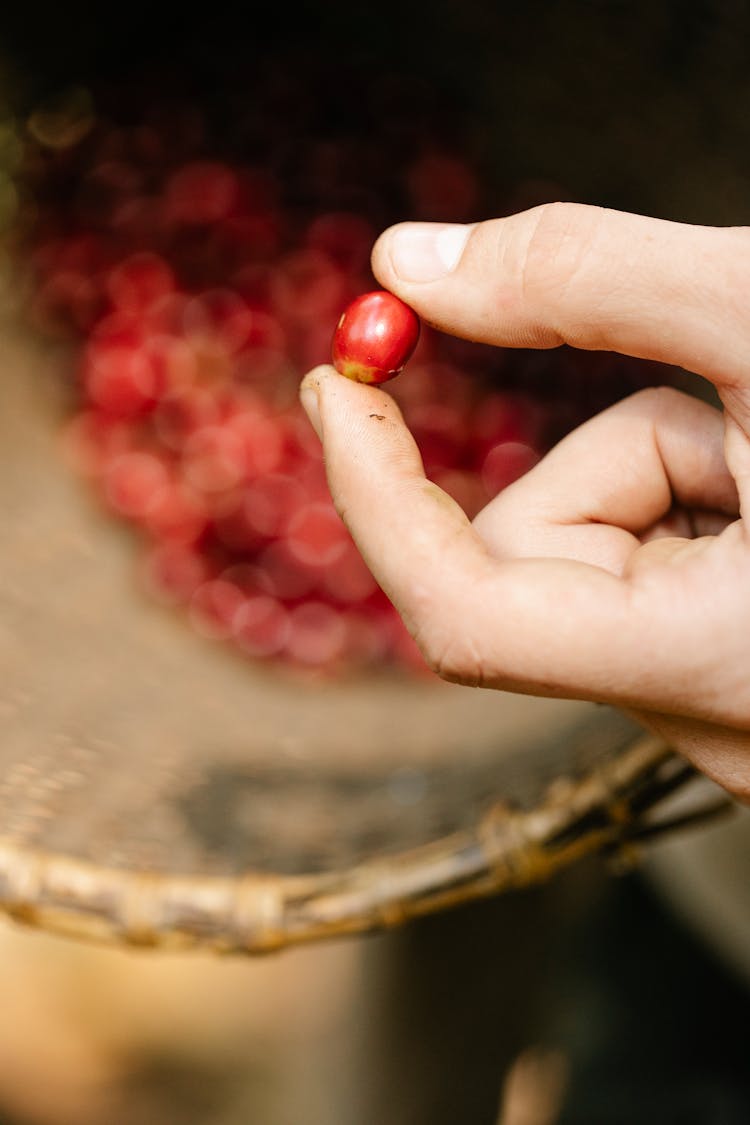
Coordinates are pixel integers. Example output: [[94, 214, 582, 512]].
[[1, 2, 750, 1122]]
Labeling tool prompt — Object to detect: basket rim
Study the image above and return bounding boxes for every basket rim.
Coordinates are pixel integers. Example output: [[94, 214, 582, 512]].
[[0, 734, 695, 955]]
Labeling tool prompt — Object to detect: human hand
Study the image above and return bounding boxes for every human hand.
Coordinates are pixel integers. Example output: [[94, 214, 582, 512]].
[[300, 204, 750, 799]]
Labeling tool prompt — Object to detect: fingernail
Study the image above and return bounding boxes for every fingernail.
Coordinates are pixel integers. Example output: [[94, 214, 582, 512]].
[[389, 223, 471, 283], [299, 380, 322, 440]]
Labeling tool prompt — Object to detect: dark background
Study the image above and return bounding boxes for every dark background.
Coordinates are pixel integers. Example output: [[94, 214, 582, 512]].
[[6, 0, 750, 223]]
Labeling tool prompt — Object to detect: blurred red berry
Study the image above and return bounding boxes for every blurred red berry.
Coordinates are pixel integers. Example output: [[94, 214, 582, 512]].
[[481, 442, 541, 495], [83, 338, 161, 417], [232, 595, 290, 658], [189, 578, 245, 639], [106, 252, 176, 315], [141, 542, 209, 605], [164, 161, 240, 225], [286, 502, 351, 568], [104, 450, 170, 519], [285, 602, 348, 667]]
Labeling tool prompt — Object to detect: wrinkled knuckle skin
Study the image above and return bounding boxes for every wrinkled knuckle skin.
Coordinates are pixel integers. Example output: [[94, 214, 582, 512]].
[[521, 202, 593, 293], [520, 202, 605, 347], [418, 626, 485, 688]]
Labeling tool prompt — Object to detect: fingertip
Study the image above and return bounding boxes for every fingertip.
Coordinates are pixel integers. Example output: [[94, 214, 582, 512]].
[[370, 225, 398, 290], [300, 362, 390, 408], [299, 365, 337, 439], [299, 364, 336, 394], [373, 220, 425, 290], [300, 363, 405, 442], [372, 221, 473, 288]]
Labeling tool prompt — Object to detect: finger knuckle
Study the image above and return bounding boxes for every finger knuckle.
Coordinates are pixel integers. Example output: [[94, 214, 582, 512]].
[[522, 202, 595, 287], [520, 202, 606, 347], [417, 621, 485, 687]]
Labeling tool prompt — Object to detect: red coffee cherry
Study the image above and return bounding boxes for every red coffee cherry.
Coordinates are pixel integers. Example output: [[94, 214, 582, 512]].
[[331, 290, 420, 384]]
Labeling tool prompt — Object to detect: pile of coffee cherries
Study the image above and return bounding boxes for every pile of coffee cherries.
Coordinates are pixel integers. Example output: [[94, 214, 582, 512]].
[[19, 80, 662, 675]]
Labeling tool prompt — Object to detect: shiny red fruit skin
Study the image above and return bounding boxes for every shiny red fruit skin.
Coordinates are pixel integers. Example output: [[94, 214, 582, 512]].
[[331, 291, 420, 384]]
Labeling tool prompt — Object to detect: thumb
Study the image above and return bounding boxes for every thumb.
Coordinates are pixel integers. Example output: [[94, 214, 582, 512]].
[[371, 204, 750, 397]]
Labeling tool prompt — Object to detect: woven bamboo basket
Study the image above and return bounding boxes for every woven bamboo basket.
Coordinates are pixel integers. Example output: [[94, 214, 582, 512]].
[[0, 315, 732, 955]]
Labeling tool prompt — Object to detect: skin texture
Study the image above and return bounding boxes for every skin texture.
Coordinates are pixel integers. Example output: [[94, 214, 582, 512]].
[[300, 203, 750, 801]]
